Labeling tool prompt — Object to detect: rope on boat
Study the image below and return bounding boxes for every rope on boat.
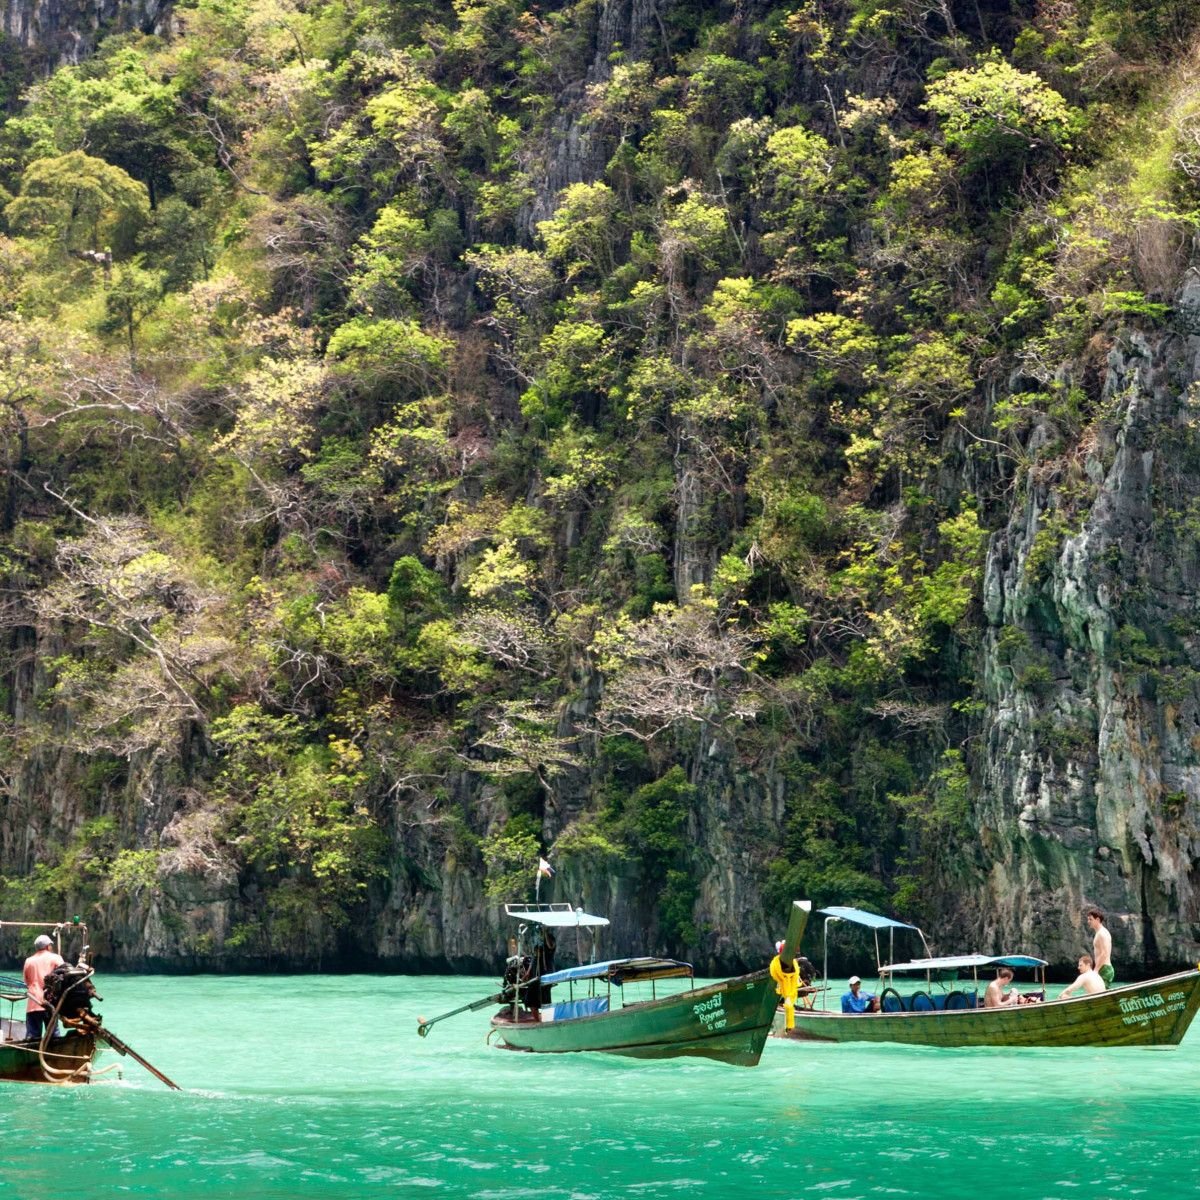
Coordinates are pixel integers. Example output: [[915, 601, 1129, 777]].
[[19, 955, 177, 1088], [27, 1046, 97, 1064], [36, 967, 96, 1084]]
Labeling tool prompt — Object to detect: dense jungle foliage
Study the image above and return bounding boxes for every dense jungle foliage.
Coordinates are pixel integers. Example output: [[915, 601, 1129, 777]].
[[1, 0, 1199, 962]]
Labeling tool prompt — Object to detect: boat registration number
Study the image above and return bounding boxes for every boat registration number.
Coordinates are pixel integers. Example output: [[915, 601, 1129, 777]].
[[1119, 990, 1187, 1027], [694, 995, 728, 1032]]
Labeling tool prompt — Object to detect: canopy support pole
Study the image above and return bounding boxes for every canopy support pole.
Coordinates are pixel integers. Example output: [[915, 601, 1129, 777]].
[[822, 916, 835, 1013]]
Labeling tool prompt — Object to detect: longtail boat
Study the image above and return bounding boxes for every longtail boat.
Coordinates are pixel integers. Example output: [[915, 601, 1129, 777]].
[[419, 900, 810, 1065], [0, 918, 99, 1084], [0, 1026, 97, 1083], [0, 918, 180, 1087], [773, 905, 1200, 1048]]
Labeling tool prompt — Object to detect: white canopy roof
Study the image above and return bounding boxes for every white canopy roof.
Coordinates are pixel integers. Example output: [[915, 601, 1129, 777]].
[[882, 953, 1048, 973], [504, 903, 610, 929]]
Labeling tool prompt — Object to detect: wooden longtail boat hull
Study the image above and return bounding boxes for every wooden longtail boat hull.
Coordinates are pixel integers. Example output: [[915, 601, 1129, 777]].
[[775, 969, 1200, 1047], [0, 1032, 97, 1083], [491, 970, 777, 1065]]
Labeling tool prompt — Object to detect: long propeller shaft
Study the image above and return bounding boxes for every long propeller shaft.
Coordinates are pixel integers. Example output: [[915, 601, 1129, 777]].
[[87, 1021, 181, 1090], [417, 992, 506, 1037]]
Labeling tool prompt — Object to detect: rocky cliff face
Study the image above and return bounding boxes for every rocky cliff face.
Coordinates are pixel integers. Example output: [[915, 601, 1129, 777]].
[[4, 0, 1200, 984], [73, 290, 1200, 976], [0, 0, 167, 65], [521, 0, 662, 231], [971, 276, 1200, 973]]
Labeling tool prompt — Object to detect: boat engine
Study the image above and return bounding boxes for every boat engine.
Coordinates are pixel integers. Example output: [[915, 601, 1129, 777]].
[[41, 964, 98, 1025], [500, 954, 529, 1003]]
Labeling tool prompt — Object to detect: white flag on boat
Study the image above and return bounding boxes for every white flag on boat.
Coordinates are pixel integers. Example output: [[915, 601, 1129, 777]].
[[537, 857, 555, 878]]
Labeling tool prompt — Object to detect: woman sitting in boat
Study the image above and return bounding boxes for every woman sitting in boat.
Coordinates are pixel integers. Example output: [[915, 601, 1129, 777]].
[[798, 957, 816, 1008]]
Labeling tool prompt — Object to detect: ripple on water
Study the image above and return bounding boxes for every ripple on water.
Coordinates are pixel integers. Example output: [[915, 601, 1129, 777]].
[[2, 974, 1199, 1200]]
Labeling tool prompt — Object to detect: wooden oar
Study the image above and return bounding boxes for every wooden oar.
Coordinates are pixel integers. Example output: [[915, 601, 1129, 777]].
[[91, 1024, 181, 1090], [417, 992, 506, 1037]]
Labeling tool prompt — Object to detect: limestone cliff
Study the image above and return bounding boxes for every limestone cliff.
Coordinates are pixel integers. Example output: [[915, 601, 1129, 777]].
[[0, 0, 167, 65], [970, 277, 1200, 973], [3, 0, 1200, 985]]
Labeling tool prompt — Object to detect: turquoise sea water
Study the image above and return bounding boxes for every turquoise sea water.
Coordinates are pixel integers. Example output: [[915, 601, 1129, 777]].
[[0, 973, 1195, 1200]]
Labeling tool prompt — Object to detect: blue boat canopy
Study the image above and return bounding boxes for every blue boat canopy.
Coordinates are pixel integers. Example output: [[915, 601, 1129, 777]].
[[540, 957, 693, 985], [817, 906, 920, 932], [540, 960, 620, 984], [882, 954, 1048, 972]]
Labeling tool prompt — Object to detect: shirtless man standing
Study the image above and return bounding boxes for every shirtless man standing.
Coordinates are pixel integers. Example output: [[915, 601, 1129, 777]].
[[1087, 908, 1114, 988]]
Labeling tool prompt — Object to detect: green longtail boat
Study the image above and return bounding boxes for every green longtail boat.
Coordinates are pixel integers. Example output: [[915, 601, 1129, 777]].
[[418, 900, 810, 1065], [774, 906, 1200, 1048]]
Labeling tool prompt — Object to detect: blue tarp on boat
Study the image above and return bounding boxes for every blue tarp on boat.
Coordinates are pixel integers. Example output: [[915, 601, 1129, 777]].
[[540, 959, 626, 984], [551, 996, 610, 1020], [539, 957, 692, 985]]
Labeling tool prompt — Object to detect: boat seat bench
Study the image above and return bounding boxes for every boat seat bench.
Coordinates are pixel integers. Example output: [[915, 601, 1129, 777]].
[[880, 989, 980, 1012]]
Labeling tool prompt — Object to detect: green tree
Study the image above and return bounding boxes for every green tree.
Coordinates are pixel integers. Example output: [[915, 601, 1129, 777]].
[[84, 73, 188, 210], [386, 555, 447, 640], [925, 58, 1073, 177], [325, 317, 453, 396], [537, 182, 622, 279], [891, 750, 973, 921], [481, 825, 540, 901], [212, 704, 383, 950], [98, 265, 164, 368], [138, 197, 215, 290], [615, 767, 699, 947], [5, 151, 150, 255]]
